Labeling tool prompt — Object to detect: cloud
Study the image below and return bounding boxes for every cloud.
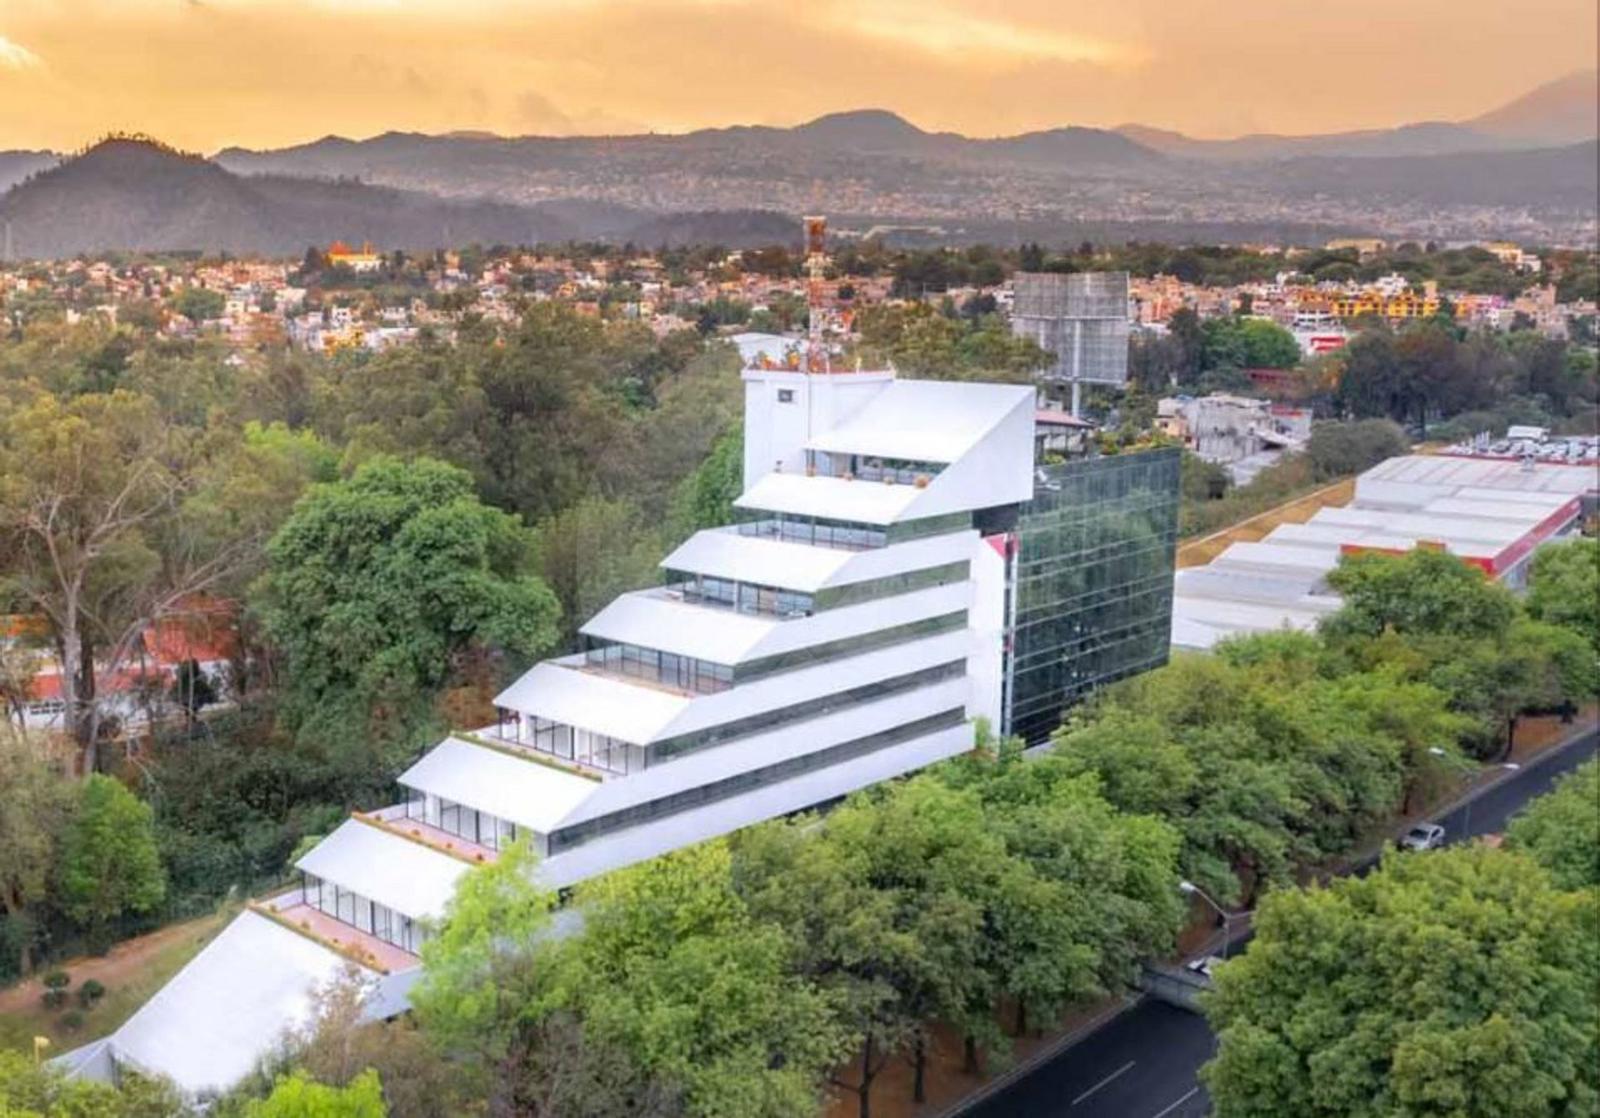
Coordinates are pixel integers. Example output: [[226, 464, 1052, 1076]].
[[0, 0, 1594, 147], [0, 35, 43, 70]]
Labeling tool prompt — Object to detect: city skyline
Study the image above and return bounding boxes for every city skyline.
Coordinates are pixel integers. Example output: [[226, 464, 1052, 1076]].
[[0, 0, 1595, 151]]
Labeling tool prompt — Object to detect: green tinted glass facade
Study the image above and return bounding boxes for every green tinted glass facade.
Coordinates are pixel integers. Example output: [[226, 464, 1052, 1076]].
[[1004, 447, 1179, 744]]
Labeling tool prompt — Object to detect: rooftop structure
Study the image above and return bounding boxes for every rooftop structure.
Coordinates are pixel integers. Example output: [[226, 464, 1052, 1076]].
[[1172, 453, 1597, 651]]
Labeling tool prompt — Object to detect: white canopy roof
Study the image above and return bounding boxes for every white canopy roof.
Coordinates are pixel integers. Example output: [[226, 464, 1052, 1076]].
[[399, 736, 600, 834], [803, 380, 1035, 464], [494, 660, 691, 743], [582, 592, 776, 663], [109, 911, 360, 1094], [659, 531, 853, 592], [296, 819, 469, 921], [736, 472, 923, 525]]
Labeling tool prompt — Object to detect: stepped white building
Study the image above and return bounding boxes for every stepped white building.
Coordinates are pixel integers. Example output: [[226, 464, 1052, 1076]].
[[71, 364, 1050, 1092]]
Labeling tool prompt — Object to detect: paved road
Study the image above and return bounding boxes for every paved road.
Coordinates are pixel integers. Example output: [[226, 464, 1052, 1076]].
[[959, 728, 1598, 1118]]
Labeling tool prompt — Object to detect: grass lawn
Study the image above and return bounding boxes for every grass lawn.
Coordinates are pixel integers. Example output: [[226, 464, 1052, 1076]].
[[0, 910, 231, 1057]]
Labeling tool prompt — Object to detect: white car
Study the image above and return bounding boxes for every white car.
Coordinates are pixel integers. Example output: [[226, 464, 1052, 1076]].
[[1399, 823, 1447, 852], [1186, 955, 1226, 981]]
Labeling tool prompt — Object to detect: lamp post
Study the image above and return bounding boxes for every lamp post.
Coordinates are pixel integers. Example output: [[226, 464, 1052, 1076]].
[[1179, 879, 1237, 959]]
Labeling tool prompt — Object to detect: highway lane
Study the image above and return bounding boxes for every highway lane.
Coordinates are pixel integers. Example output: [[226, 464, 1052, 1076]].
[[958, 727, 1598, 1118]]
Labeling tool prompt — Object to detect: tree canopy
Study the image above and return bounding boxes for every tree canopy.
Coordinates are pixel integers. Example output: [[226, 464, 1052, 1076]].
[[1202, 845, 1599, 1118], [1507, 760, 1600, 891], [256, 456, 559, 767]]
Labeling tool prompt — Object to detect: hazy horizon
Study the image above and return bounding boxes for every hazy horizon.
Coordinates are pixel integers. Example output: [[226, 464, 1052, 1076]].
[[0, 1, 1596, 152]]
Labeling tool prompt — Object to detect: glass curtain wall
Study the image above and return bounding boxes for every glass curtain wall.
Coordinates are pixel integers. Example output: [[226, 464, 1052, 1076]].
[[300, 873, 427, 955], [1005, 447, 1179, 744]]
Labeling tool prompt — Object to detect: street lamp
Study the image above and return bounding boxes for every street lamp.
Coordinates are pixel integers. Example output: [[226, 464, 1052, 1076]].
[[1179, 879, 1239, 960]]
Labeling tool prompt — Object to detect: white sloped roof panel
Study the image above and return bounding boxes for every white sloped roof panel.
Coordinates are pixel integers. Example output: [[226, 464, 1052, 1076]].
[[494, 661, 691, 743], [398, 736, 600, 834], [581, 591, 775, 663], [803, 380, 1035, 464], [295, 819, 469, 921], [735, 472, 922, 525], [109, 911, 361, 1094], [659, 530, 851, 592]]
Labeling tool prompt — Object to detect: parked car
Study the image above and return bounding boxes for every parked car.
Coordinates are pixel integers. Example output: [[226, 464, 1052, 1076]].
[[1185, 955, 1226, 981], [1399, 823, 1447, 851]]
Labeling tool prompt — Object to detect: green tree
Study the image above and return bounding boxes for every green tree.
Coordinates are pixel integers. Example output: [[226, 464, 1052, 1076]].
[[1506, 760, 1600, 890], [568, 841, 847, 1118], [0, 1049, 187, 1116], [256, 457, 559, 767], [1202, 846, 1599, 1117], [59, 774, 166, 937], [1335, 329, 1411, 423], [1303, 419, 1409, 482], [410, 838, 555, 1080], [173, 287, 225, 323], [1323, 549, 1516, 642], [0, 740, 73, 975], [668, 424, 743, 540], [284, 968, 464, 1118], [247, 1071, 386, 1118], [535, 496, 662, 648], [1526, 538, 1600, 654]]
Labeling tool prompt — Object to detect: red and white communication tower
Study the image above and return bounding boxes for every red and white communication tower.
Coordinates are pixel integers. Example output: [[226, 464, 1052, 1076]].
[[802, 214, 831, 373]]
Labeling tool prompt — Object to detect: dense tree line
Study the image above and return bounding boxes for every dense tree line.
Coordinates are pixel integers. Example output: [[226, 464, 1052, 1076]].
[[1203, 757, 1600, 1117], [3, 535, 1592, 1114], [1333, 319, 1597, 435], [0, 306, 744, 979]]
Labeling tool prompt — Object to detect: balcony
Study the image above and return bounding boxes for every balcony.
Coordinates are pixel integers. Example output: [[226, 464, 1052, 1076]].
[[253, 891, 420, 975], [360, 805, 500, 865], [471, 721, 634, 779]]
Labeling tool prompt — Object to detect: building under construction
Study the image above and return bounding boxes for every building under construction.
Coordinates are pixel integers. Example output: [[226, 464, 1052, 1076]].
[[1010, 272, 1130, 413]]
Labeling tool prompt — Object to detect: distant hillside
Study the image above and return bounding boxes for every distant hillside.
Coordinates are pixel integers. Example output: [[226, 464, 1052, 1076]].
[[0, 139, 800, 257], [1115, 120, 1507, 161], [1117, 73, 1599, 161], [1260, 141, 1600, 208], [214, 109, 1164, 189], [1468, 70, 1599, 146], [0, 150, 58, 194]]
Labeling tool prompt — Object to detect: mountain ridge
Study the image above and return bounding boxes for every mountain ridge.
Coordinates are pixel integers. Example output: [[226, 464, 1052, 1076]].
[[0, 139, 798, 258]]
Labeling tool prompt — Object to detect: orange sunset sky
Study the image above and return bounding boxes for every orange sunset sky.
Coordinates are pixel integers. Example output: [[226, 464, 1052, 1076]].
[[0, 0, 1596, 151]]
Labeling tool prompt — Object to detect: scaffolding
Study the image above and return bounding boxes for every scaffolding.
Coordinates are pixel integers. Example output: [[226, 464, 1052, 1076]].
[[1011, 272, 1130, 414]]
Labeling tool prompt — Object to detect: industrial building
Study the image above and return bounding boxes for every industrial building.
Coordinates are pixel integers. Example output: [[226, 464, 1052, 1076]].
[[1172, 453, 1597, 651]]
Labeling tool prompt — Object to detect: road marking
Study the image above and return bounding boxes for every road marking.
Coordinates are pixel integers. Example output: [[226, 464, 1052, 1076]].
[[1149, 1086, 1200, 1118], [1070, 1060, 1135, 1105]]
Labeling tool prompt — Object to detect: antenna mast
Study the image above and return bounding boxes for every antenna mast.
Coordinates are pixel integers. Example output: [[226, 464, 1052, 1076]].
[[803, 215, 830, 373]]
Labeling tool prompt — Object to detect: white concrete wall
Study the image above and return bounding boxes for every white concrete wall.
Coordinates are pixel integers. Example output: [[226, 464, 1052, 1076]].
[[740, 369, 893, 493]]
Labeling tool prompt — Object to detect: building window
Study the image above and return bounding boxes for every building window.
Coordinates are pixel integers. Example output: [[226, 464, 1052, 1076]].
[[777, 389, 795, 403]]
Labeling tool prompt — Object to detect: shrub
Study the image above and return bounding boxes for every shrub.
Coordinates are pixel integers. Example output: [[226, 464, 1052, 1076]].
[[78, 979, 106, 1008], [60, 1009, 85, 1031], [40, 970, 70, 1008]]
